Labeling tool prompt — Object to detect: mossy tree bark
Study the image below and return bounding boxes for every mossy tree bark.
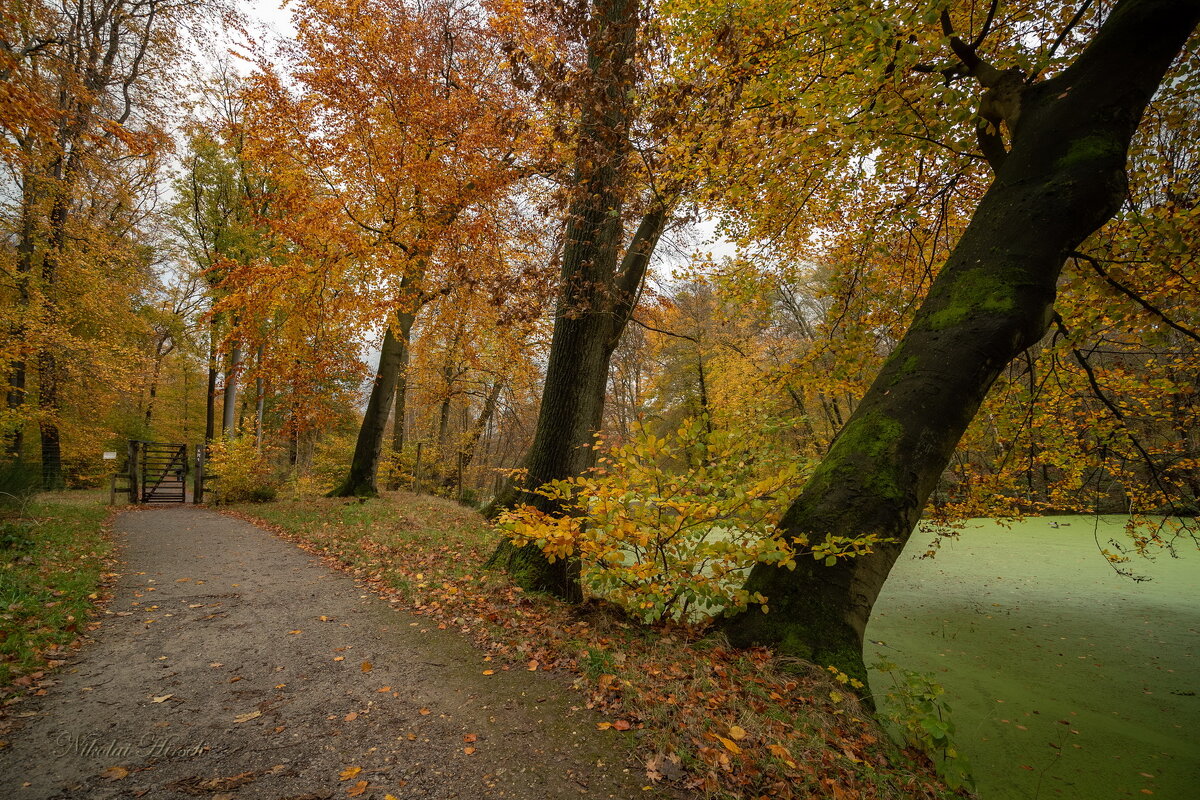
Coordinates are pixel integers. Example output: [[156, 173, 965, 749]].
[[487, 0, 667, 601], [722, 0, 1200, 685], [330, 310, 415, 497]]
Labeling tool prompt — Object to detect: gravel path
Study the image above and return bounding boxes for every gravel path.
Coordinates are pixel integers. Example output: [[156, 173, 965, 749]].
[[0, 506, 679, 800]]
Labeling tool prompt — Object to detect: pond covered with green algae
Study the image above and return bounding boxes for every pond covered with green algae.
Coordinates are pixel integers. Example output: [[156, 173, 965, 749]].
[[866, 516, 1199, 800]]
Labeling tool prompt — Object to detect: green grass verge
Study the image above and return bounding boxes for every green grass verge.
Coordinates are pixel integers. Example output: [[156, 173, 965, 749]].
[[0, 492, 112, 690]]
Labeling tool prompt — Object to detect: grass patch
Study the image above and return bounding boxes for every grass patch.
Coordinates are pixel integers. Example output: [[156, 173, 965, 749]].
[[229, 493, 961, 800], [0, 491, 113, 693]]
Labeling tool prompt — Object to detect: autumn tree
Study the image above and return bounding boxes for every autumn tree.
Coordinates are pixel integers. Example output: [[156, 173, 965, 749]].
[[1, 0, 191, 486], [711, 0, 1200, 682], [241, 0, 542, 498], [486, 0, 676, 599]]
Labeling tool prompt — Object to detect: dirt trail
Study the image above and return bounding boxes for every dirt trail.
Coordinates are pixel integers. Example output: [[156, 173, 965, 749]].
[[0, 507, 679, 800]]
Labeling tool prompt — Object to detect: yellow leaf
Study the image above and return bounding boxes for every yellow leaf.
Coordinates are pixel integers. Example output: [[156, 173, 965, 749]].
[[482, 669, 495, 676], [151, 694, 172, 703], [339, 766, 362, 781], [361, 661, 373, 673], [288, 630, 302, 635], [344, 712, 359, 722], [714, 735, 741, 754], [233, 711, 261, 723], [377, 686, 392, 693], [347, 779, 368, 796], [728, 725, 747, 740], [100, 766, 129, 780]]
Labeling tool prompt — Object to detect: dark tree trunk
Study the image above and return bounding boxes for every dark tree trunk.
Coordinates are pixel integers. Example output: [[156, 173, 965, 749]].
[[37, 180, 72, 490], [5, 161, 36, 459], [722, 0, 1200, 684], [330, 311, 415, 497], [487, 2, 666, 600]]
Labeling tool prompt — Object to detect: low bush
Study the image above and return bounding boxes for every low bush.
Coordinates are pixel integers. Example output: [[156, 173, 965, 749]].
[[206, 437, 281, 504]]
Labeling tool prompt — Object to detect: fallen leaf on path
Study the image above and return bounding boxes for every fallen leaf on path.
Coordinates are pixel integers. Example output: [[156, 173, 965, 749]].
[[100, 766, 129, 780], [481, 670, 495, 676], [334, 656, 345, 662], [419, 708, 430, 715], [361, 661, 373, 673], [527, 660, 539, 671], [151, 695, 172, 703], [463, 733, 477, 743], [377, 686, 391, 693], [339, 766, 362, 781], [344, 712, 359, 722], [233, 711, 261, 723], [347, 779, 368, 796], [463, 746, 476, 755], [288, 630, 302, 635], [319, 615, 332, 621], [275, 684, 287, 689]]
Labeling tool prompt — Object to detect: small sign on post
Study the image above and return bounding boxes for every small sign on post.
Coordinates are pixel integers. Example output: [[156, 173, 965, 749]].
[[103, 451, 117, 460]]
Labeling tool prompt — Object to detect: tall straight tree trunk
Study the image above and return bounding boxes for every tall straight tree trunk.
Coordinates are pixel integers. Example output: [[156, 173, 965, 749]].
[[5, 159, 37, 459], [722, 0, 1200, 684], [222, 342, 243, 438], [331, 311, 415, 497], [487, 0, 668, 600], [37, 175, 73, 490], [205, 319, 218, 442], [253, 346, 265, 451]]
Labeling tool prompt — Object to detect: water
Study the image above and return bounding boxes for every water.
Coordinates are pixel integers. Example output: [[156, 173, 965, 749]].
[[866, 516, 1200, 800]]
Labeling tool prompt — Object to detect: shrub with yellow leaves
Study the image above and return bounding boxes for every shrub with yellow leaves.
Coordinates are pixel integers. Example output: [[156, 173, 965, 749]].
[[498, 417, 814, 623], [206, 436, 280, 504]]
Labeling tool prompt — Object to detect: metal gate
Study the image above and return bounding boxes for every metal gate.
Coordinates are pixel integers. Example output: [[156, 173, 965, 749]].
[[138, 442, 187, 504]]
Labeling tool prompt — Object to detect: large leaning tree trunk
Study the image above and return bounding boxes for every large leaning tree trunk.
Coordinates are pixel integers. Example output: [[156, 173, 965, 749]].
[[485, 1, 667, 602], [723, 0, 1200, 685], [330, 309, 416, 497]]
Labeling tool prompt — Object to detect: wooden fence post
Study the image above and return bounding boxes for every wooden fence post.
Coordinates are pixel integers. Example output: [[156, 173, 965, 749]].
[[127, 440, 140, 504], [194, 445, 205, 504]]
